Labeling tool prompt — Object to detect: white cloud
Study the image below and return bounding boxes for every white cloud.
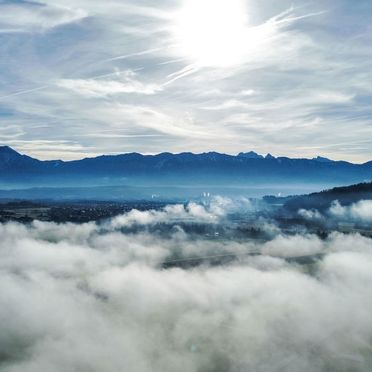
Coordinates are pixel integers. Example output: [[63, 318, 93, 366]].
[[262, 233, 324, 258], [329, 200, 372, 222], [1, 209, 372, 371], [298, 208, 324, 221], [56, 73, 163, 97], [0, 125, 25, 139], [350, 200, 372, 221], [0, 2, 87, 32], [110, 197, 249, 228]]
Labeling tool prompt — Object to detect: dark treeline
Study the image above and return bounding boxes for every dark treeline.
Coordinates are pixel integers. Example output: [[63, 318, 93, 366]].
[[282, 182, 372, 211]]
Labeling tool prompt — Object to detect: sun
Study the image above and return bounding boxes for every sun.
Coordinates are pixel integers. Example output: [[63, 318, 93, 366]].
[[173, 0, 250, 67]]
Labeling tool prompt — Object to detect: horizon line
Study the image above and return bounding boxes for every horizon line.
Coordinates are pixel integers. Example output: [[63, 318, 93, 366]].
[[1, 145, 371, 165]]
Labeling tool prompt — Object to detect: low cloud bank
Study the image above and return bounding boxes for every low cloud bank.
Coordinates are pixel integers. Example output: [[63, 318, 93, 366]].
[[329, 200, 372, 223], [1, 202, 372, 372], [297, 199, 372, 227], [110, 196, 253, 228]]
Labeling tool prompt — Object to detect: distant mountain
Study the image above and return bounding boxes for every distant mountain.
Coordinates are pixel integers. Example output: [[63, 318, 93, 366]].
[[312, 156, 333, 163], [0, 146, 39, 171], [238, 151, 263, 159], [0, 146, 62, 175], [265, 153, 276, 160], [1, 146, 372, 192]]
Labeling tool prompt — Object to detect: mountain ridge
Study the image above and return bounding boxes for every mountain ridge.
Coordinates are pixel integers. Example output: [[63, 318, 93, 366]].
[[1, 145, 371, 165], [281, 182, 372, 212], [1, 146, 372, 191]]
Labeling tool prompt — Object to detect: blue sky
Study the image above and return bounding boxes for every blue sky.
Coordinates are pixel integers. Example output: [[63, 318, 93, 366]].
[[0, 0, 371, 161]]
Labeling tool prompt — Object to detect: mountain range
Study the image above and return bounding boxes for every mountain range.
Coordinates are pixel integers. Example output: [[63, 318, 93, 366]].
[[1, 146, 372, 199]]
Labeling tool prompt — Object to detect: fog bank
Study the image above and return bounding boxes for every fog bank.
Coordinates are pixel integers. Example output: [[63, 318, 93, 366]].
[[0, 202, 372, 371]]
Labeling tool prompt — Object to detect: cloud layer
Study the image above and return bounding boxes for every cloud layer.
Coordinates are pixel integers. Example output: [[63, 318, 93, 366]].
[[1, 201, 372, 371]]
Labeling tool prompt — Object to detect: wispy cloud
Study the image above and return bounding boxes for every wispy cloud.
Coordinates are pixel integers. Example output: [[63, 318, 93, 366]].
[[0, 1, 87, 32], [56, 75, 163, 97], [0, 0, 371, 161]]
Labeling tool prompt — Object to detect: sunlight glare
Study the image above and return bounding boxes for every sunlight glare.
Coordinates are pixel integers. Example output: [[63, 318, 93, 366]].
[[173, 0, 250, 67]]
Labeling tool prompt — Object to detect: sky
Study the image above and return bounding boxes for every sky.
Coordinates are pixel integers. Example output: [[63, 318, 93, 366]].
[[0, 0, 371, 162]]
